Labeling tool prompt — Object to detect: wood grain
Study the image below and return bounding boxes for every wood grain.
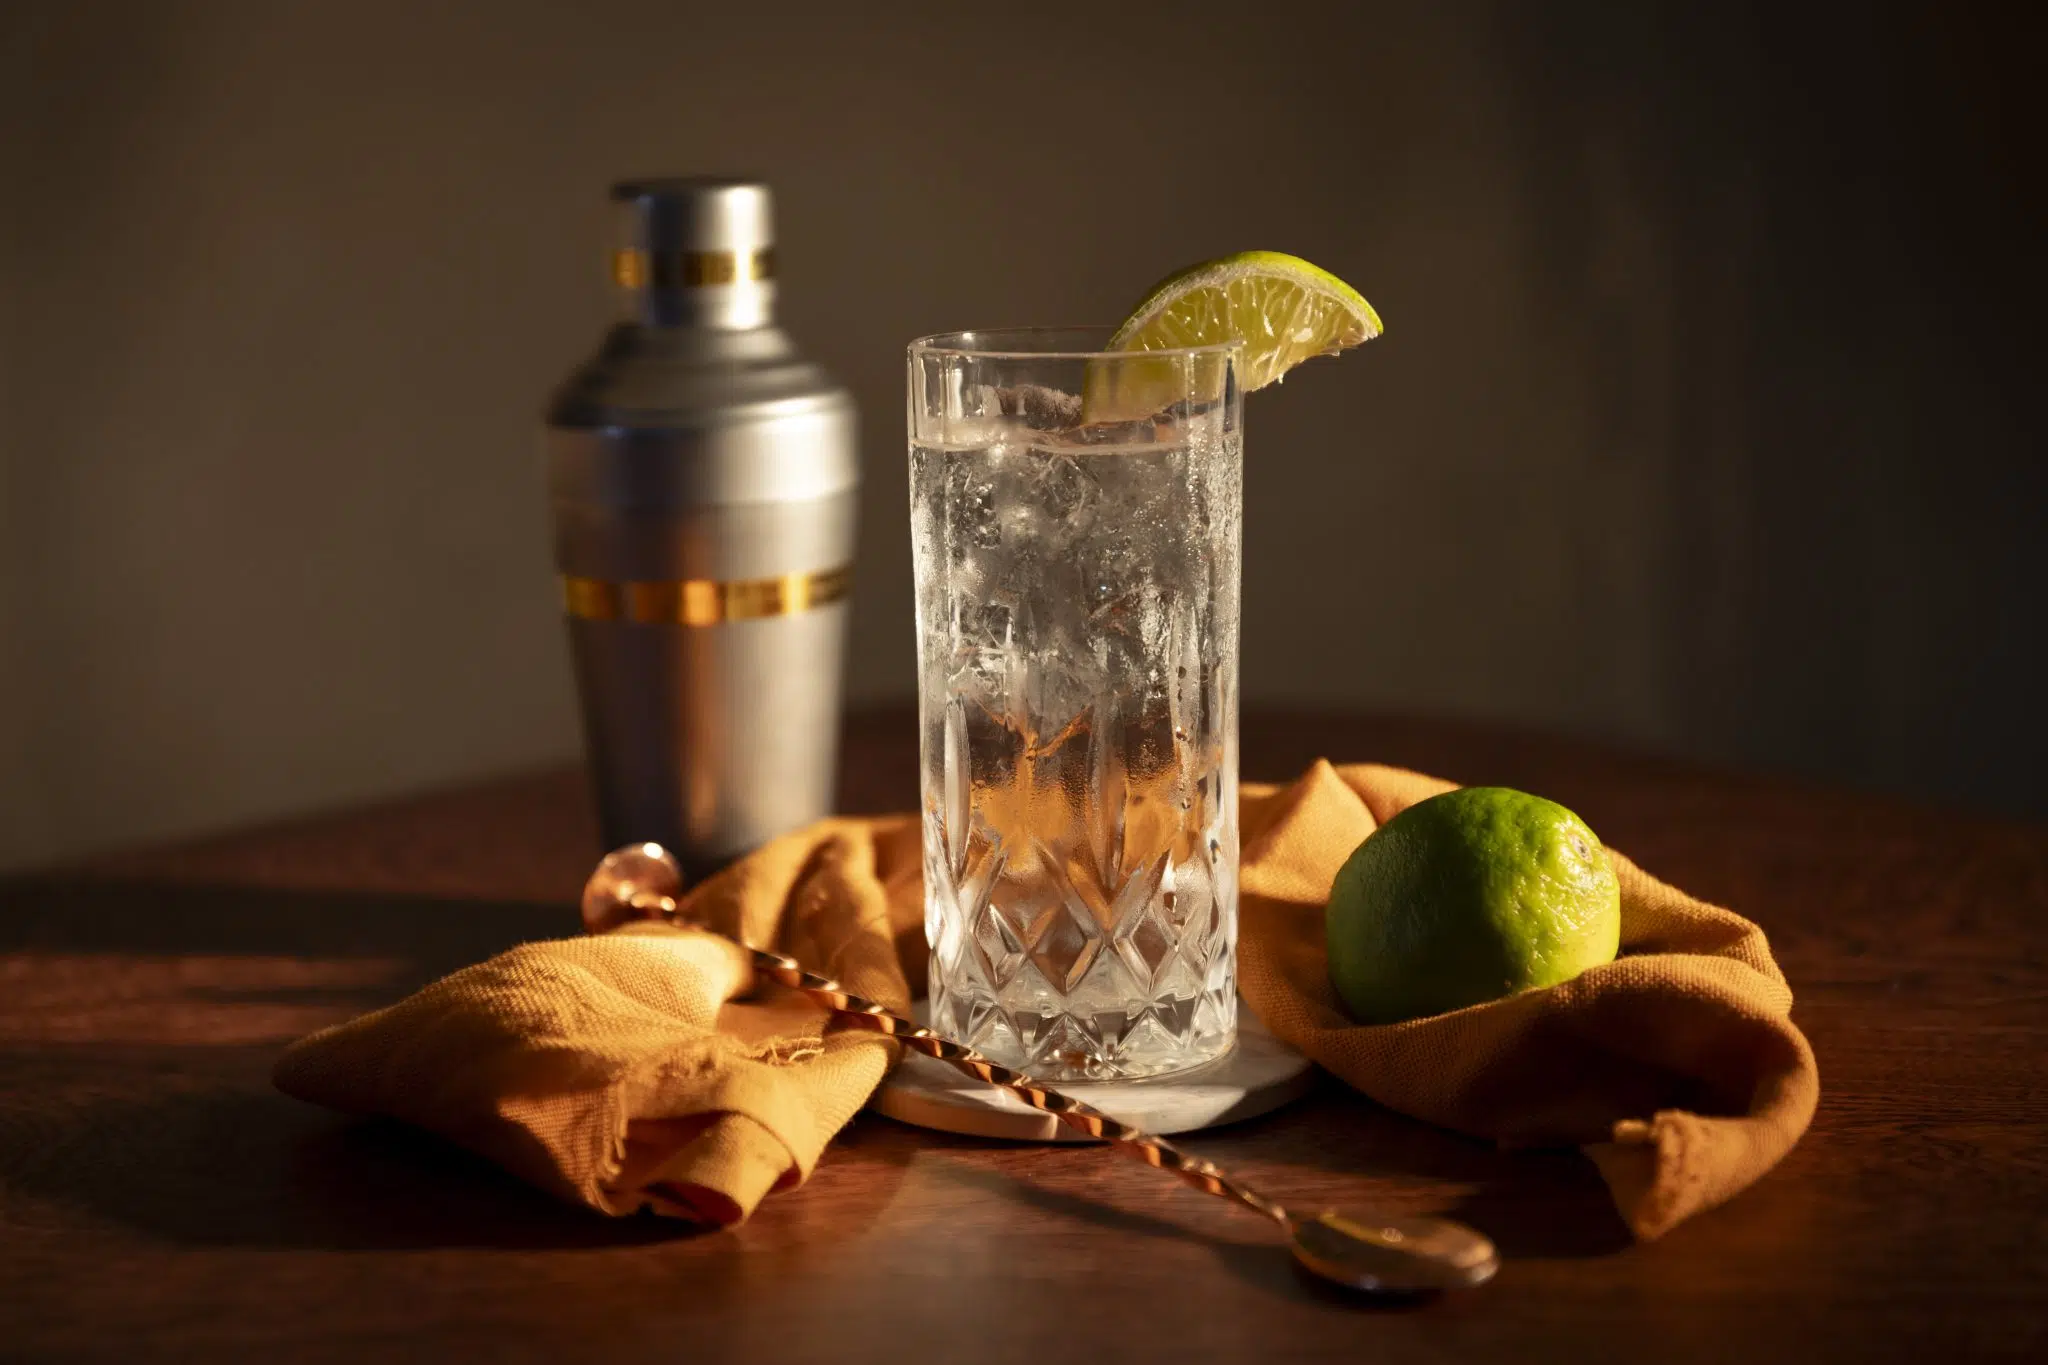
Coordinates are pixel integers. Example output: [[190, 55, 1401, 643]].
[[4, 709, 2045, 1363]]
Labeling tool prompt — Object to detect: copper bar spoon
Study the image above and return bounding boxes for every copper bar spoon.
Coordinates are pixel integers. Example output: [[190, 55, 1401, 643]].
[[582, 843, 1498, 1294]]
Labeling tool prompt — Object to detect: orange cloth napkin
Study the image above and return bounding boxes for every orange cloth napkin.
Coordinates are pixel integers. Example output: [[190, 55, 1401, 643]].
[[275, 762, 1817, 1240], [276, 817, 925, 1225]]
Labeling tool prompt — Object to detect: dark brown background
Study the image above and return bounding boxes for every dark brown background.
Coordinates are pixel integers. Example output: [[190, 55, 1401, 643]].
[[2, 0, 2041, 868]]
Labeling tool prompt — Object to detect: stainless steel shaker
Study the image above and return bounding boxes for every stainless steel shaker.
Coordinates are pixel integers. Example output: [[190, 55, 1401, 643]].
[[546, 178, 858, 878]]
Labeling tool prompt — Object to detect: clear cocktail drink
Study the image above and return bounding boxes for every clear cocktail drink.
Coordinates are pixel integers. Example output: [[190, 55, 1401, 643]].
[[908, 330, 1242, 1080]]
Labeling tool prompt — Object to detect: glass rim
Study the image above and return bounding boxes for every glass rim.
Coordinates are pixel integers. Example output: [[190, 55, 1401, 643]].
[[907, 325, 1244, 362]]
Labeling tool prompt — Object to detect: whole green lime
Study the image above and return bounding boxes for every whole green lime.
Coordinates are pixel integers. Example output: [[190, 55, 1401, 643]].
[[1325, 787, 1620, 1025]]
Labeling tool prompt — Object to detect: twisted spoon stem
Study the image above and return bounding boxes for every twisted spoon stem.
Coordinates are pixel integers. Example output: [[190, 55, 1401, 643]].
[[630, 890, 1291, 1226]]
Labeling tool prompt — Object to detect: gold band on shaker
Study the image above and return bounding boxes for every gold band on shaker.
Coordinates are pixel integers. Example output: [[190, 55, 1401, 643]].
[[611, 247, 777, 290], [561, 565, 850, 627]]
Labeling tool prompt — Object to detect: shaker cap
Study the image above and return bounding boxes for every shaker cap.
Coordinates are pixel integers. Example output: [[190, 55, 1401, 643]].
[[611, 177, 773, 276]]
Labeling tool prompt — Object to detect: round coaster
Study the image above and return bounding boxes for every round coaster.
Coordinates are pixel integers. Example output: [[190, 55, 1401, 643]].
[[867, 1001, 1315, 1142]]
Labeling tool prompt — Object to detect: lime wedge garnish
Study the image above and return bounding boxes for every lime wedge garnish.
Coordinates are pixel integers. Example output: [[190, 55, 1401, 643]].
[[1112, 251, 1382, 390], [1083, 252, 1381, 421]]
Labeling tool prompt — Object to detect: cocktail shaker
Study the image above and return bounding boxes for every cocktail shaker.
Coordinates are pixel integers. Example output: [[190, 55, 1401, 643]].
[[546, 178, 858, 878]]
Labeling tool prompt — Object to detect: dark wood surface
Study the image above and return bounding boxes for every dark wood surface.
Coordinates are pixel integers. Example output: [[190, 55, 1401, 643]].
[[3, 709, 2044, 1362]]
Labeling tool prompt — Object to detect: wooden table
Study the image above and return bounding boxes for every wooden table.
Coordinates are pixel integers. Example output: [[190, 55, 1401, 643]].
[[3, 710, 2043, 1362]]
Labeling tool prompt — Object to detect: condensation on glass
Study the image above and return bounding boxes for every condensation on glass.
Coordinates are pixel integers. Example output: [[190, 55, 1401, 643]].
[[908, 328, 1243, 1080]]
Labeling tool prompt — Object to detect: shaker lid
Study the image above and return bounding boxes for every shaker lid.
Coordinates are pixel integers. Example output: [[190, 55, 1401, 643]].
[[611, 177, 772, 259]]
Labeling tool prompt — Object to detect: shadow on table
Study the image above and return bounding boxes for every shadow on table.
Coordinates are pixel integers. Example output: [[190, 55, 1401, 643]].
[[5, 1071, 928, 1257], [914, 1155, 1507, 1313], [887, 1079, 1632, 1279], [1259, 1084, 1635, 1259], [0, 875, 568, 984], [0, 1070, 696, 1251]]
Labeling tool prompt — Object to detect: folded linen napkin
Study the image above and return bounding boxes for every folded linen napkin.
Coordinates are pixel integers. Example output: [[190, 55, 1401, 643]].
[[275, 762, 1817, 1239]]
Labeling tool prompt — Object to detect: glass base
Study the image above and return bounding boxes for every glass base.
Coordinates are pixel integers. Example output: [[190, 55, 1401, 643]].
[[929, 972, 1238, 1082]]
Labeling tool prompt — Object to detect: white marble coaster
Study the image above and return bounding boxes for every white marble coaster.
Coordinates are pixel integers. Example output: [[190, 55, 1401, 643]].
[[867, 1000, 1316, 1142]]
